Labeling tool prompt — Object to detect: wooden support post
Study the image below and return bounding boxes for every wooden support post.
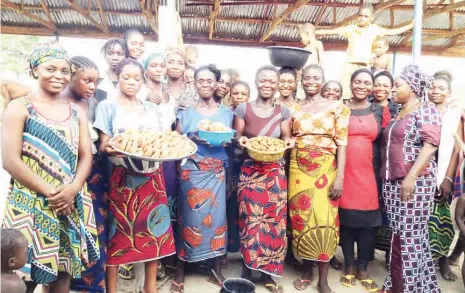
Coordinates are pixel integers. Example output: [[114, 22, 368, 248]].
[[260, 0, 311, 41], [208, 0, 221, 39]]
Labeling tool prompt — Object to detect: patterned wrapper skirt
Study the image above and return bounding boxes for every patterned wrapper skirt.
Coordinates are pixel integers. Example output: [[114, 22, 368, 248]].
[[71, 155, 108, 292], [428, 201, 454, 260], [288, 148, 339, 262], [177, 155, 227, 262], [238, 159, 287, 277], [382, 175, 441, 293], [107, 166, 175, 266]]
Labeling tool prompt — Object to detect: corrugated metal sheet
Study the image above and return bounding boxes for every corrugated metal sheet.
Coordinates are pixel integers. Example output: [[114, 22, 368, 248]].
[[269, 24, 299, 42], [181, 18, 208, 37], [8, 0, 41, 6], [393, 10, 413, 26], [374, 9, 391, 27], [286, 5, 321, 23], [220, 4, 270, 20], [106, 14, 149, 31], [1, 9, 43, 27], [215, 21, 263, 40], [102, 0, 141, 12], [177, 0, 210, 17], [424, 14, 451, 30], [333, 0, 381, 4], [50, 10, 94, 27], [423, 37, 454, 47], [455, 14, 465, 29]]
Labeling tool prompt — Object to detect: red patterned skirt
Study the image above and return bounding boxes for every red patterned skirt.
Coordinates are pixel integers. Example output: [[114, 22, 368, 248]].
[[107, 166, 175, 266], [238, 160, 287, 277]]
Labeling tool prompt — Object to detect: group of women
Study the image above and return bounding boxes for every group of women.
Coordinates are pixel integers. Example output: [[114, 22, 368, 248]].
[[0, 28, 464, 293]]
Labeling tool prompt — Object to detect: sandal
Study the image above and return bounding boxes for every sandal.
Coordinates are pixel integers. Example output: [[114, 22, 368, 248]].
[[119, 264, 135, 280], [293, 277, 312, 291], [359, 279, 379, 293], [340, 274, 356, 288], [264, 282, 284, 293], [170, 281, 184, 293], [207, 268, 224, 288]]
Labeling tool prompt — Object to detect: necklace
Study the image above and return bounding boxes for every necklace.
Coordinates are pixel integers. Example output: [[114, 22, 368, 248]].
[[396, 101, 420, 121]]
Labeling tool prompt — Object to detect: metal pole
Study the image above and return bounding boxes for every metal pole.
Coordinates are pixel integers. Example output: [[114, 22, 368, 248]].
[[412, 0, 423, 63], [392, 50, 397, 75]]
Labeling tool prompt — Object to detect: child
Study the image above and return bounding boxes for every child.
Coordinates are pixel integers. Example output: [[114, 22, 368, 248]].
[[184, 66, 195, 87], [1, 273, 26, 293], [322, 80, 343, 101], [1, 229, 28, 273], [371, 36, 392, 72], [229, 81, 250, 110], [316, 4, 413, 101], [299, 23, 324, 66]]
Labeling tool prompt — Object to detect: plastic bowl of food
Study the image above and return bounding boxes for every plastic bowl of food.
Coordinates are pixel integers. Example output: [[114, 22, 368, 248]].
[[245, 136, 286, 163], [267, 46, 311, 70], [198, 129, 235, 147]]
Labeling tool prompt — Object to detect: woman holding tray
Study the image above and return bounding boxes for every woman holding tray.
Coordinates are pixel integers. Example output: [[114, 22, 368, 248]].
[[94, 58, 175, 293], [171, 65, 233, 293], [234, 65, 294, 293]]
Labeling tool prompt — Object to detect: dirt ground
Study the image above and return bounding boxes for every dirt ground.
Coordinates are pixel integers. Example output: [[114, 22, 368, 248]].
[[65, 249, 463, 293]]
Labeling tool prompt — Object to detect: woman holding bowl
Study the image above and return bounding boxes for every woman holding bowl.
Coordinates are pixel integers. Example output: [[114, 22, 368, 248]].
[[235, 65, 294, 293], [171, 65, 233, 293]]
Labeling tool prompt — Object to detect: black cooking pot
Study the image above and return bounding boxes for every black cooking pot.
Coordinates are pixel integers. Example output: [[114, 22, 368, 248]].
[[222, 278, 255, 293], [267, 46, 311, 70]]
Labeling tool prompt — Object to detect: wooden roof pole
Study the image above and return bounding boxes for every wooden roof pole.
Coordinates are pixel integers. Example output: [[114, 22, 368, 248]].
[[314, 1, 329, 27], [208, 0, 221, 39], [402, 1, 465, 45], [260, 0, 311, 41], [1, 0, 56, 30], [39, 0, 54, 27], [65, 0, 109, 34], [139, 0, 158, 34], [422, 27, 465, 42], [96, 0, 109, 33]]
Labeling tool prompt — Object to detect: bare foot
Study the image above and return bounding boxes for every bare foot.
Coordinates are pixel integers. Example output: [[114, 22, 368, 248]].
[[317, 282, 334, 293], [439, 256, 457, 281]]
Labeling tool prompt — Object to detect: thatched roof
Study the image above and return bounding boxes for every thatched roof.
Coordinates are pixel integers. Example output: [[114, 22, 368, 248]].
[[1, 0, 464, 56]]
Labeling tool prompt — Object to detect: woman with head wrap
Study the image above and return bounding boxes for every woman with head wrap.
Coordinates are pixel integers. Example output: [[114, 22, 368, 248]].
[[171, 65, 233, 293], [1, 42, 99, 293], [427, 71, 463, 282], [380, 65, 441, 293], [338, 68, 389, 292], [163, 46, 198, 113]]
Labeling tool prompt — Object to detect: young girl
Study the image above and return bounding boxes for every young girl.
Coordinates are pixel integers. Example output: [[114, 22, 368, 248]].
[[94, 58, 175, 293], [95, 38, 126, 102], [1, 42, 98, 293], [123, 29, 145, 61], [229, 81, 250, 110]]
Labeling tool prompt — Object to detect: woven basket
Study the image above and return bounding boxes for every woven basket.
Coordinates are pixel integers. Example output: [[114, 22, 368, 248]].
[[245, 137, 285, 163]]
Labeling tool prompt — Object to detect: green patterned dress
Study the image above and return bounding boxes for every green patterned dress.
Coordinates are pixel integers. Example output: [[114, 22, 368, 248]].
[[2, 97, 99, 284]]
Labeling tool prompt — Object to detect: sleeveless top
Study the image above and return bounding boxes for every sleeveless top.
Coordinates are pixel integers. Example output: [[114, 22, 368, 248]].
[[3, 97, 99, 283]]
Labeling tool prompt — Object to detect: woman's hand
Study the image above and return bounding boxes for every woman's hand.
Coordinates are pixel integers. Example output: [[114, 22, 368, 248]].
[[189, 131, 211, 146], [147, 92, 162, 105], [284, 138, 296, 150], [179, 100, 194, 111], [438, 179, 454, 203], [330, 176, 343, 199], [400, 176, 415, 202], [237, 136, 248, 149], [48, 182, 81, 213], [104, 141, 126, 158]]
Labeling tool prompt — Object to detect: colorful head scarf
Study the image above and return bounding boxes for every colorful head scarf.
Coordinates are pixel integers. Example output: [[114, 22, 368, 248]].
[[28, 41, 71, 75], [165, 46, 185, 60], [144, 53, 165, 70], [399, 64, 433, 103]]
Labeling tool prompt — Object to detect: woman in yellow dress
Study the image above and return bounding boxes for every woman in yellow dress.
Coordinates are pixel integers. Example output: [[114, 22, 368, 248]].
[[289, 64, 350, 293]]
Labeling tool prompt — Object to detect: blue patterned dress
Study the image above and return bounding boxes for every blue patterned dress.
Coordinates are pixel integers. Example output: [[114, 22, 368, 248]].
[[2, 98, 99, 284]]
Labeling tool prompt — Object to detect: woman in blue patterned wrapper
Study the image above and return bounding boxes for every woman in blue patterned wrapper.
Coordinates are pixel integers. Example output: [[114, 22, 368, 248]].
[[170, 65, 233, 293], [380, 65, 441, 293], [1, 42, 99, 293]]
